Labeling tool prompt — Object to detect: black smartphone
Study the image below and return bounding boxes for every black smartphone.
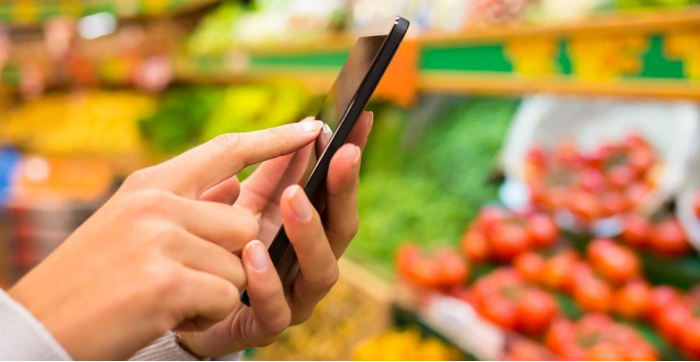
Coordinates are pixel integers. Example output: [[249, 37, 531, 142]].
[[241, 16, 409, 306]]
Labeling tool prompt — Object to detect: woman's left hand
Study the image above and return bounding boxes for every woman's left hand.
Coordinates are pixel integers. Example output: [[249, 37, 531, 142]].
[[178, 111, 373, 357]]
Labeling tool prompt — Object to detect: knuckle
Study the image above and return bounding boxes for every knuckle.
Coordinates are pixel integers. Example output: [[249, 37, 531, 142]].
[[124, 167, 157, 189], [263, 312, 291, 336], [347, 214, 360, 237], [151, 264, 183, 295], [212, 133, 243, 158], [311, 265, 339, 292], [128, 190, 173, 217], [228, 256, 247, 289]]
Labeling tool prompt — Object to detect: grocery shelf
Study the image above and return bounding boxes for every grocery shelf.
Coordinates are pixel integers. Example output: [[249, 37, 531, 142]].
[[171, 7, 700, 100], [0, 0, 222, 25]]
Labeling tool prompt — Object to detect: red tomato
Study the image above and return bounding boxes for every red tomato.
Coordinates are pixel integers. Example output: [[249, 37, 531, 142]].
[[588, 143, 617, 169], [555, 140, 584, 168], [526, 214, 559, 248], [514, 252, 544, 282], [573, 277, 612, 313], [565, 262, 596, 293], [625, 133, 649, 149], [694, 190, 700, 218], [601, 190, 629, 217], [540, 187, 568, 210], [544, 318, 574, 356], [647, 286, 680, 323], [586, 343, 624, 361], [452, 287, 477, 307], [488, 222, 531, 262], [622, 343, 659, 361], [540, 251, 578, 290], [613, 280, 651, 319], [621, 213, 652, 248], [479, 296, 518, 330], [579, 168, 607, 192], [476, 206, 507, 233], [526, 146, 546, 169], [396, 244, 421, 276], [650, 218, 690, 256], [607, 164, 639, 189], [629, 146, 655, 173], [516, 288, 558, 334], [587, 238, 640, 285], [625, 182, 649, 206], [434, 250, 469, 288], [460, 229, 490, 263], [506, 338, 546, 361], [567, 189, 603, 220], [679, 318, 700, 358], [655, 302, 692, 343]]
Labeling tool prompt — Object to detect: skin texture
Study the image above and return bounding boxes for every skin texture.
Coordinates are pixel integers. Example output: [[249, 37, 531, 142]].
[[7, 119, 353, 360], [179, 111, 373, 357]]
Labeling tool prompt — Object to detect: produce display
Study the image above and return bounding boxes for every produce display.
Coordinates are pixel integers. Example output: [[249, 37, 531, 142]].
[[353, 329, 463, 361], [139, 82, 314, 155], [0, 91, 154, 156], [525, 134, 658, 222]]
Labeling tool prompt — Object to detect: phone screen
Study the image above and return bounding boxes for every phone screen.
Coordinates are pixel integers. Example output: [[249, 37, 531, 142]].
[[254, 34, 389, 248]]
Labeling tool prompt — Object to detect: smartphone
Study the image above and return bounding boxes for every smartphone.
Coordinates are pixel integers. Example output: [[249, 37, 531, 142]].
[[241, 16, 409, 306]]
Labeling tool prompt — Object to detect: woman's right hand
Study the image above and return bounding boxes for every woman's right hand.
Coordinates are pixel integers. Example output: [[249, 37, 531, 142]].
[[8, 121, 324, 360]]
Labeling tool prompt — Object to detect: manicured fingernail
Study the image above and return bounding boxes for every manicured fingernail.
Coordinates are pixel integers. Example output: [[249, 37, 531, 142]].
[[288, 185, 312, 221], [246, 240, 269, 272], [322, 123, 332, 136], [297, 120, 323, 133]]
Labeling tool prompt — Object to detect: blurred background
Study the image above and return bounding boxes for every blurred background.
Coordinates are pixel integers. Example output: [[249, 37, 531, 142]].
[[2, 0, 700, 360]]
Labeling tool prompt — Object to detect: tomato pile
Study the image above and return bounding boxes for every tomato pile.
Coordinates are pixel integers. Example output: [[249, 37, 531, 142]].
[[649, 286, 700, 359], [397, 245, 469, 291], [621, 214, 691, 256], [456, 268, 558, 335], [460, 206, 558, 263], [545, 314, 658, 360], [525, 134, 657, 220]]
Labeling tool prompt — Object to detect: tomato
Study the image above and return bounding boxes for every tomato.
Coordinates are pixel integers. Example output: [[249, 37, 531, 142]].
[[479, 296, 518, 330], [541, 251, 578, 290], [488, 222, 531, 262], [625, 182, 649, 206], [579, 168, 607, 192], [452, 287, 477, 307], [476, 206, 507, 233], [567, 189, 603, 220], [655, 302, 692, 343], [396, 244, 421, 276], [625, 133, 649, 149], [526, 213, 559, 248], [460, 229, 490, 263], [526, 146, 546, 169], [694, 190, 700, 219], [566, 262, 596, 293], [545, 319, 576, 356], [601, 190, 629, 217], [434, 250, 469, 288], [650, 218, 690, 256], [555, 139, 584, 168], [506, 338, 545, 361], [587, 238, 640, 285], [647, 286, 680, 323], [586, 343, 624, 361], [622, 343, 659, 361], [573, 277, 612, 313], [540, 187, 568, 210], [607, 164, 638, 189], [514, 252, 544, 282], [679, 318, 700, 358], [588, 143, 617, 169], [404, 259, 439, 289], [613, 280, 651, 320], [629, 146, 655, 173], [517, 288, 558, 334], [621, 213, 652, 248]]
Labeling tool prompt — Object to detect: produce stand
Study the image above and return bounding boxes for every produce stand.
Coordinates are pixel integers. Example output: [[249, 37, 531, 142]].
[[1, 0, 700, 360]]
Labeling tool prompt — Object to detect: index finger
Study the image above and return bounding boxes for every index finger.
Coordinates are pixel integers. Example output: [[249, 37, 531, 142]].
[[152, 121, 323, 198]]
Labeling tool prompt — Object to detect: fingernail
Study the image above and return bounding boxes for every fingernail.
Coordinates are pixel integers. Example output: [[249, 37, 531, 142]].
[[297, 120, 323, 133], [288, 185, 312, 221], [368, 111, 374, 127], [322, 123, 332, 137], [352, 145, 361, 165], [246, 240, 269, 272]]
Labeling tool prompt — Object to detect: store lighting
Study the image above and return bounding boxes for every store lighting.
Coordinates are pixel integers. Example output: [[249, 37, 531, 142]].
[[78, 12, 117, 40]]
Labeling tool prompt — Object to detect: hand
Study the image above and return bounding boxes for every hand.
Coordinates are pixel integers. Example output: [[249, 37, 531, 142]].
[[8, 121, 325, 360], [179, 111, 373, 356]]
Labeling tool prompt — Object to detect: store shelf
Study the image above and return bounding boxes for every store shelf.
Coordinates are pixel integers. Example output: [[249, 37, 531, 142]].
[[0, 0, 222, 25], [170, 7, 700, 100]]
